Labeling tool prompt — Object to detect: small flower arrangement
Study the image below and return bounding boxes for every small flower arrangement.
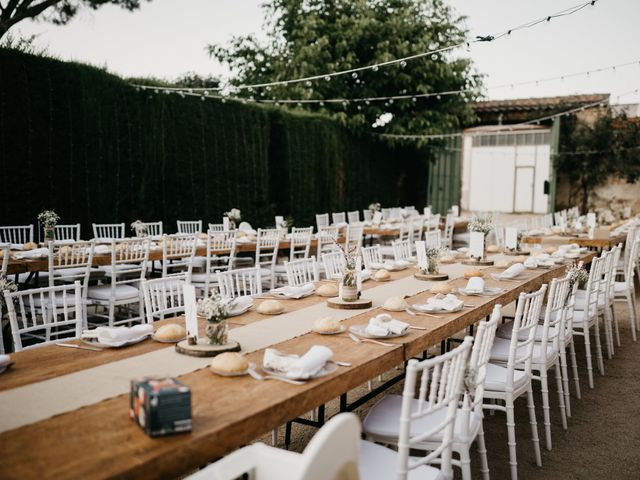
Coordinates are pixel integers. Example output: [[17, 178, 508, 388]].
[[197, 292, 236, 345], [38, 210, 60, 228], [225, 208, 242, 223], [130, 220, 148, 237], [0, 276, 17, 312], [277, 216, 294, 229], [468, 215, 494, 237], [423, 247, 445, 274], [368, 202, 381, 213], [332, 238, 359, 290], [566, 263, 588, 290]]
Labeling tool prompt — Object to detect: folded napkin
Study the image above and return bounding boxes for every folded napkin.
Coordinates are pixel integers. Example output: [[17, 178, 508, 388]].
[[276, 283, 315, 299], [8, 243, 23, 250], [0, 354, 10, 369], [13, 248, 49, 259], [366, 313, 409, 336], [465, 277, 485, 294], [236, 236, 253, 244], [93, 245, 110, 255], [524, 257, 538, 268], [358, 269, 372, 282], [263, 345, 333, 379], [425, 294, 463, 312], [230, 295, 253, 314], [86, 324, 153, 347], [238, 222, 257, 235], [501, 263, 525, 279]]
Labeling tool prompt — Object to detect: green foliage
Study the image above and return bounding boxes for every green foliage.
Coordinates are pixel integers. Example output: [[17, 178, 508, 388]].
[[210, 0, 481, 134], [0, 48, 428, 235], [558, 113, 640, 211]]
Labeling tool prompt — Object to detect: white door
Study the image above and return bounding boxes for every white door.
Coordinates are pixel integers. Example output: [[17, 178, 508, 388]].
[[514, 167, 534, 212]]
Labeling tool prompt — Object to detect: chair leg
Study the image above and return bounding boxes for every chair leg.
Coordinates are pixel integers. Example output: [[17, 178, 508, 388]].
[[611, 304, 621, 347], [271, 428, 278, 446], [505, 395, 519, 480], [477, 422, 490, 480], [628, 292, 638, 341], [582, 324, 595, 389], [554, 361, 568, 430], [526, 386, 542, 467], [559, 346, 572, 417], [594, 317, 605, 376], [569, 340, 582, 399], [460, 446, 472, 480], [602, 309, 613, 359], [539, 369, 552, 451]]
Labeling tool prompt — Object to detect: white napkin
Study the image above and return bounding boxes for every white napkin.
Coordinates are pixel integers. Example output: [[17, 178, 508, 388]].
[[501, 263, 525, 279], [524, 257, 538, 268], [236, 236, 253, 244], [263, 346, 333, 379], [465, 277, 485, 294], [276, 283, 315, 299], [358, 269, 372, 282], [0, 354, 10, 369], [88, 324, 153, 347], [366, 313, 409, 336], [13, 248, 49, 259], [425, 294, 463, 312], [230, 295, 253, 314]]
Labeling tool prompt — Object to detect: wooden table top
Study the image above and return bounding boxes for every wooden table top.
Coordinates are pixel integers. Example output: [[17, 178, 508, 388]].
[[0, 253, 594, 479], [520, 233, 626, 248], [363, 219, 468, 237]]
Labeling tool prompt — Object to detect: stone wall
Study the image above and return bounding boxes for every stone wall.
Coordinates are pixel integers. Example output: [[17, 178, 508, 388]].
[[555, 174, 640, 214]]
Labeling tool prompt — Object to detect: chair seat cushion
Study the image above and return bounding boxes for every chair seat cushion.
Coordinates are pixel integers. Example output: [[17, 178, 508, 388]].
[[87, 284, 139, 301], [497, 321, 558, 342], [614, 282, 629, 293], [489, 337, 556, 365], [484, 363, 530, 392], [359, 440, 446, 480], [54, 267, 104, 279], [574, 293, 605, 310], [191, 256, 207, 268], [31, 291, 79, 307], [362, 394, 481, 443], [98, 264, 141, 276]]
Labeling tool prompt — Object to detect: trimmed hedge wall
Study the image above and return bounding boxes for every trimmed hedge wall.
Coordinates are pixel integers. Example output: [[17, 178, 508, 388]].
[[0, 48, 428, 236]]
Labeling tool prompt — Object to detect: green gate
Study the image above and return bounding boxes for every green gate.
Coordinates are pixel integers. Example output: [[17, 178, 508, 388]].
[[427, 135, 462, 215]]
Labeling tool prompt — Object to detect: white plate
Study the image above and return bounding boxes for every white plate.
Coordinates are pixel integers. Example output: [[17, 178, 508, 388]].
[[490, 273, 529, 281], [228, 302, 253, 317], [349, 324, 406, 339], [81, 334, 150, 348], [313, 325, 346, 335], [211, 362, 256, 377], [564, 253, 580, 259], [270, 288, 315, 299], [457, 287, 504, 297], [262, 361, 338, 381], [411, 303, 463, 313]]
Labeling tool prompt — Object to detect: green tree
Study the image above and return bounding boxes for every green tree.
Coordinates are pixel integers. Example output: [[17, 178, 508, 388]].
[[210, 0, 481, 134], [0, 0, 148, 41], [558, 113, 640, 212]]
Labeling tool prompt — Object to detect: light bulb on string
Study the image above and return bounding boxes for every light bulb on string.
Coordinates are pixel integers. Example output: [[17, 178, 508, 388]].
[[305, 81, 312, 87], [201, 96, 206, 102], [431, 54, 438, 60], [436, 94, 441, 100], [400, 61, 407, 68], [412, 97, 417, 102], [372, 65, 379, 72], [352, 72, 358, 79], [324, 76, 331, 82], [297, 102, 302, 108], [319, 101, 324, 107]]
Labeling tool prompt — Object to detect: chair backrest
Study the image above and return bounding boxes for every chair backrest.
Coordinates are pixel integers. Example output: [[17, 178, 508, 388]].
[[54, 224, 81, 241], [255, 229, 280, 270], [381, 208, 392, 220], [216, 267, 262, 298], [162, 234, 197, 278], [47, 241, 95, 300], [208, 223, 224, 233], [141, 275, 187, 323], [332, 212, 346, 225], [142, 221, 163, 236], [622, 227, 638, 270], [285, 257, 319, 286], [583, 254, 606, 319], [563, 270, 580, 343], [603, 244, 622, 301], [503, 285, 547, 385], [316, 226, 340, 258], [4, 282, 83, 351], [321, 251, 343, 280], [442, 215, 455, 250], [397, 337, 473, 479], [392, 239, 413, 262], [199, 231, 237, 296], [424, 229, 442, 249], [0, 225, 34, 244], [92, 223, 125, 240], [361, 245, 383, 270], [101, 238, 150, 292], [362, 210, 372, 222], [411, 218, 424, 245], [623, 239, 639, 287], [539, 275, 572, 354], [177, 220, 202, 234], [315, 213, 329, 230], [345, 224, 363, 252], [398, 219, 413, 242], [347, 211, 360, 224], [289, 227, 313, 261], [1, 244, 10, 277]]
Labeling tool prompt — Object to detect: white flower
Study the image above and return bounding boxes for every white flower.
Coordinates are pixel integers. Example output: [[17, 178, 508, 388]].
[[197, 292, 235, 323], [368, 202, 381, 212], [130, 220, 148, 236], [468, 215, 494, 235], [37, 210, 60, 228], [225, 208, 242, 222], [0, 276, 18, 311]]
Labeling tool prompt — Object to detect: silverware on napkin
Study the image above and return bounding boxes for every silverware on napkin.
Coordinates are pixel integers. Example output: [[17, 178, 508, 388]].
[[55, 343, 103, 352]]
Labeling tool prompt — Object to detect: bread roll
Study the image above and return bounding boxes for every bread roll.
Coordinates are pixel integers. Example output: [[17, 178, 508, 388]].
[[314, 317, 340, 333], [430, 282, 453, 294], [543, 246, 557, 254], [374, 269, 391, 281], [59, 245, 72, 255], [495, 259, 511, 269], [154, 323, 186, 341], [464, 268, 484, 279], [317, 283, 339, 297], [257, 299, 284, 315], [486, 244, 500, 253], [23, 242, 37, 251], [512, 255, 526, 263], [383, 296, 407, 311], [210, 352, 249, 374]]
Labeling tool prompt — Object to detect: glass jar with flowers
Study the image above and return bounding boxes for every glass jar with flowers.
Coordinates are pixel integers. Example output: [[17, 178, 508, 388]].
[[38, 210, 60, 243], [225, 208, 241, 230], [424, 247, 443, 275], [334, 240, 359, 302], [197, 292, 235, 345], [130, 220, 148, 238]]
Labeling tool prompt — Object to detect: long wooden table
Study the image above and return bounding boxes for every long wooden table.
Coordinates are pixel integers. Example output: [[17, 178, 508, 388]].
[[363, 219, 469, 237], [521, 233, 626, 249], [0, 252, 594, 479]]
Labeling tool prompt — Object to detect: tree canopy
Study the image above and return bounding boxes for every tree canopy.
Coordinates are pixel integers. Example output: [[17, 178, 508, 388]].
[[0, 0, 148, 40], [210, 0, 482, 135]]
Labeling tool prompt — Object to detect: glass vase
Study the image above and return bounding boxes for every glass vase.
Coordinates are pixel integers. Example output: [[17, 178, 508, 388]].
[[44, 227, 55, 243], [206, 320, 228, 345], [427, 257, 439, 274]]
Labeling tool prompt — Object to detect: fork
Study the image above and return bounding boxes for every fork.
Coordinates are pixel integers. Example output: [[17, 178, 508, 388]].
[[406, 308, 443, 319], [247, 368, 306, 385], [348, 332, 396, 347]]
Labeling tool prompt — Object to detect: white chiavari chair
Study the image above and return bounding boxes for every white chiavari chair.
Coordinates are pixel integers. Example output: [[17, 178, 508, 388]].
[[141, 221, 163, 236], [87, 238, 150, 327], [4, 281, 83, 352], [0, 225, 33, 245], [161, 234, 196, 279], [186, 412, 361, 480], [381, 207, 392, 221], [141, 274, 187, 323], [316, 225, 340, 260], [362, 209, 372, 222], [361, 245, 383, 270], [331, 212, 347, 225], [177, 220, 202, 234], [360, 338, 473, 480], [442, 214, 455, 250], [289, 227, 313, 260], [614, 238, 639, 342], [410, 217, 424, 248], [424, 214, 441, 232], [363, 308, 499, 480], [92, 223, 125, 240], [424, 229, 442, 249], [208, 223, 224, 233], [603, 245, 623, 352], [347, 210, 360, 224], [497, 277, 571, 451], [216, 267, 262, 299], [392, 238, 413, 262], [315, 213, 329, 230], [321, 251, 343, 280], [285, 257, 319, 286], [255, 229, 280, 290], [54, 224, 81, 242], [191, 230, 237, 298], [344, 224, 363, 252], [484, 285, 546, 480]]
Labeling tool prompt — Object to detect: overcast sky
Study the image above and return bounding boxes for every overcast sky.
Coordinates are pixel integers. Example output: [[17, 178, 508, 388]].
[[12, 0, 640, 104]]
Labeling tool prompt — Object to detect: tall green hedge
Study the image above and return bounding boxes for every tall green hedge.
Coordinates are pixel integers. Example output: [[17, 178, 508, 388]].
[[0, 48, 428, 236]]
